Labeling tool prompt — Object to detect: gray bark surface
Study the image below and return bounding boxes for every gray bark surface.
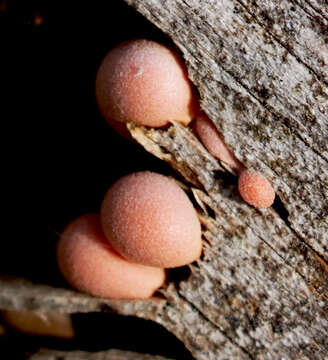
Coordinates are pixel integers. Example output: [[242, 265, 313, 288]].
[[124, 0, 328, 260], [1, 1, 327, 359]]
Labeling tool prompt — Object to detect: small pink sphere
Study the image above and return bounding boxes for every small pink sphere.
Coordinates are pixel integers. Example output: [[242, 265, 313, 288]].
[[193, 114, 242, 172], [57, 214, 165, 299], [95, 39, 197, 128], [238, 169, 275, 208], [100, 171, 202, 268]]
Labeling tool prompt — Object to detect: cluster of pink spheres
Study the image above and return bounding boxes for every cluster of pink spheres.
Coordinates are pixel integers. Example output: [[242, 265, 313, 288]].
[[57, 39, 275, 300], [58, 172, 201, 299]]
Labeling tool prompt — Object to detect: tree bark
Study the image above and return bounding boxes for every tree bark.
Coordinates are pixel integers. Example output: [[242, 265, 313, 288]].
[[1, 1, 327, 359]]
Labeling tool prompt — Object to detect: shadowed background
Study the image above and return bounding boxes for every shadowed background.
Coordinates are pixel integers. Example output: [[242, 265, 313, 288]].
[[1, 1, 193, 358]]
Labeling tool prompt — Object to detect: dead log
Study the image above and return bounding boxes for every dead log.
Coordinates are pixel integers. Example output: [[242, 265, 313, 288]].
[[1, 1, 327, 359]]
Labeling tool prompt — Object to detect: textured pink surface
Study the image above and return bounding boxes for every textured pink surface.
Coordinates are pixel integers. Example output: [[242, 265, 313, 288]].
[[95, 39, 197, 128], [57, 214, 165, 299], [193, 114, 242, 172], [238, 169, 275, 208], [101, 171, 202, 268]]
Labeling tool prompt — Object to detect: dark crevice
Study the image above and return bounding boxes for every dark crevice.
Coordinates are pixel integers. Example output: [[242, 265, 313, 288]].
[[272, 198, 328, 268], [72, 313, 194, 358], [213, 169, 238, 186], [167, 266, 192, 286], [203, 202, 216, 220], [270, 196, 328, 285], [158, 144, 171, 156], [2, 312, 194, 360], [276, 194, 327, 269], [271, 195, 291, 225], [264, 154, 326, 220], [199, 249, 206, 262], [200, 224, 207, 232], [201, 233, 213, 247]]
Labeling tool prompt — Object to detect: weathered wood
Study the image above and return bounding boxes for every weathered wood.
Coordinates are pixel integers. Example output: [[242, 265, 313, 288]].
[[0, 276, 165, 318], [0, 276, 250, 359], [239, 0, 328, 85], [123, 0, 328, 358], [0, 1, 327, 359], [124, 0, 328, 261], [129, 123, 328, 359]]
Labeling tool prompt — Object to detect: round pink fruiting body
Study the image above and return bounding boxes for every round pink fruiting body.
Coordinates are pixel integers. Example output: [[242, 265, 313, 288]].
[[95, 39, 197, 128], [238, 169, 275, 208], [100, 171, 202, 268], [57, 214, 165, 299], [193, 114, 242, 172]]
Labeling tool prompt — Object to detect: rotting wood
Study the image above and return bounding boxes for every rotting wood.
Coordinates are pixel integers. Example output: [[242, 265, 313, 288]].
[[129, 123, 328, 359], [0, 1, 327, 359], [124, 0, 328, 262], [0, 276, 165, 318], [123, 0, 328, 358]]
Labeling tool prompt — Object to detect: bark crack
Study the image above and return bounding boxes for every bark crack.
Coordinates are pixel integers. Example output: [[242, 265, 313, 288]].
[[253, 212, 328, 295], [197, 48, 328, 216], [209, 183, 328, 295], [175, 291, 255, 360], [274, 205, 328, 270], [235, 0, 328, 88], [300, 0, 328, 22], [192, 19, 328, 164]]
